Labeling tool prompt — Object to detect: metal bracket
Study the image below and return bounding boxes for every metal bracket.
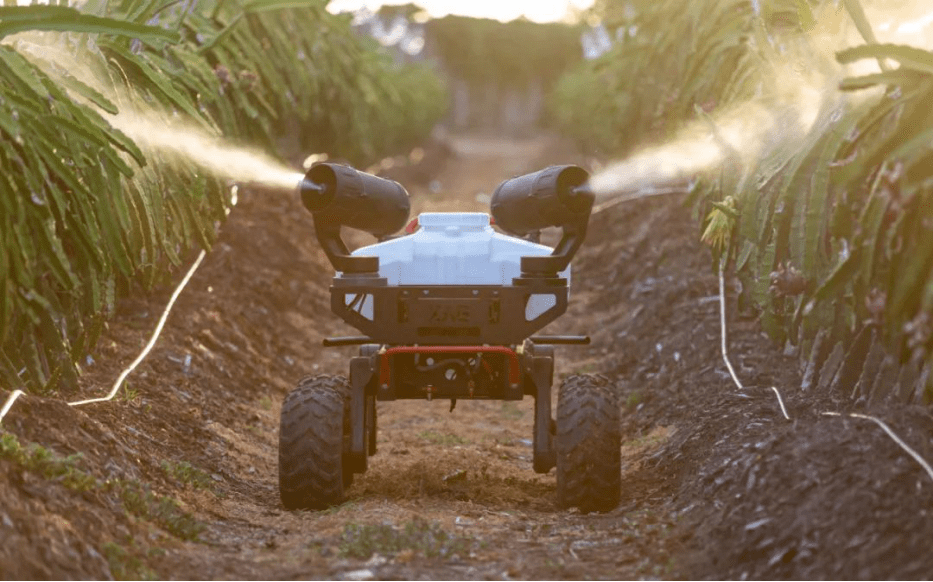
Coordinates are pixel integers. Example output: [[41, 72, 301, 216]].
[[530, 345, 556, 473], [349, 355, 374, 473]]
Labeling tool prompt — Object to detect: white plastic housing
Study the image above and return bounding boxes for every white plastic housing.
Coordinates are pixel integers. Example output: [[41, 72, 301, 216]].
[[347, 212, 569, 320]]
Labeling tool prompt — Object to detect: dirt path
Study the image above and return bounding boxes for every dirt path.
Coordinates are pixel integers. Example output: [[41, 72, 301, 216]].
[[3, 133, 933, 580]]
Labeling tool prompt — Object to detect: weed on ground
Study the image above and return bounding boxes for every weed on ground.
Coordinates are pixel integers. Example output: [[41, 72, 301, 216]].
[[339, 518, 477, 560]]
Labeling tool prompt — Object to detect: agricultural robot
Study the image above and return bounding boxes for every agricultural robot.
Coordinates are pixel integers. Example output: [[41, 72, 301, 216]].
[[279, 163, 621, 512]]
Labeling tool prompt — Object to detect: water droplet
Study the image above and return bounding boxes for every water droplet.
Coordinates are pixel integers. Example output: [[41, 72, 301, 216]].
[[30, 191, 46, 206]]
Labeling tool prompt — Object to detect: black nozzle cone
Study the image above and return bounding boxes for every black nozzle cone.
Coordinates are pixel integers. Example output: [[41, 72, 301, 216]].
[[570, 183, 594, 200], [299, 162, 410, 237], [298, 179, 327, 206], [298, 175, 334, 213], [299, 179, 326, 194], [490, 165, 590, 236]]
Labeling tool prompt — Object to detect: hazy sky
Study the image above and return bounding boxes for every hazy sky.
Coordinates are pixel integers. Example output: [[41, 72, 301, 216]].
[[327, 0, 595, 23]]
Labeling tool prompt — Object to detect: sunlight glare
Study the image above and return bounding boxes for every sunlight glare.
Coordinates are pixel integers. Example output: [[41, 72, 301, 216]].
[[327, 0, 594, 23]]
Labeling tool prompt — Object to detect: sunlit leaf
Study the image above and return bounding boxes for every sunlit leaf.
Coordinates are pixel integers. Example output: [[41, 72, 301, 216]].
[[837, 43, 933, 75], [0, 6, 180, 43]]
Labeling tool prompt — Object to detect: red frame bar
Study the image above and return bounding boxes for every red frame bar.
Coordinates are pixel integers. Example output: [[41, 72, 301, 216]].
[[379, 345, 521, 387]]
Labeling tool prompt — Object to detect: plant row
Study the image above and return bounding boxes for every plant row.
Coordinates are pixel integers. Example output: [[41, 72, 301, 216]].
[[722, 39, 933, 404], [0, 0, 447, 393], [548, 0, 786, 156], [552, 0, 933, 403]]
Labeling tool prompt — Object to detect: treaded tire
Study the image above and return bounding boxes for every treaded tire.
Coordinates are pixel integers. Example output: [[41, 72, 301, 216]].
[[279, 375, 350, 510], [556, 374, 621, 512]]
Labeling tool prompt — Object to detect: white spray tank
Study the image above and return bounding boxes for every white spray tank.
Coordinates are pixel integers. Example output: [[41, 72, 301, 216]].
[[349, 212, 567, 320], [298, 163, 593, 343]]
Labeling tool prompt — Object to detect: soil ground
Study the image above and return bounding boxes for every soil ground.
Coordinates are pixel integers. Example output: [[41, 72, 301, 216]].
[[2, 134, 933, 580]]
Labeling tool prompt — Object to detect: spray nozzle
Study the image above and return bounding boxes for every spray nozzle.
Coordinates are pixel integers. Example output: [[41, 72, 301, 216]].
[[299, 179, 327, 194], [569, 183, 594, 201], [490, 165, 593, 277], [298, 162, 411, 273], [490, 165, 591, 236]]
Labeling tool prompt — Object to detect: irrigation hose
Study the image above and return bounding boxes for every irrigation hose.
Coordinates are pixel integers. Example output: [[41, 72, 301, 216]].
[[718, 267, 933, 481], [823, 411, 933, 483], [770, 386, 791, 420], [719, 259, 745, 391], [714, 245, 933, 484], [68, 186, 235, 407], [68, 250, 206, 407], [718, 260, 791, 420], [0, 390, 25, 426]]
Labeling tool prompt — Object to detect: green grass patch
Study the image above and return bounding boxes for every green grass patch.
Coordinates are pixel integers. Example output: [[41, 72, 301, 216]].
[[320, 500, 358, 516], [417, 431, 467, 446], [0, 432, 96, 491], [623, 429, 671, 451], [119, 383, 141, 403], [1, 431, 202, 541], [102, 540, 158, 581], [258, 395, 273, 411], [339, 518, 475, 559], [160, 459, 213, 490], [114, 480, 203, 541]]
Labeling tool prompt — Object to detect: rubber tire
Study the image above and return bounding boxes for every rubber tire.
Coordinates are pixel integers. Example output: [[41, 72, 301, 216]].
[[556, 374, 621, 513], [279, 375, 351, 510]]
